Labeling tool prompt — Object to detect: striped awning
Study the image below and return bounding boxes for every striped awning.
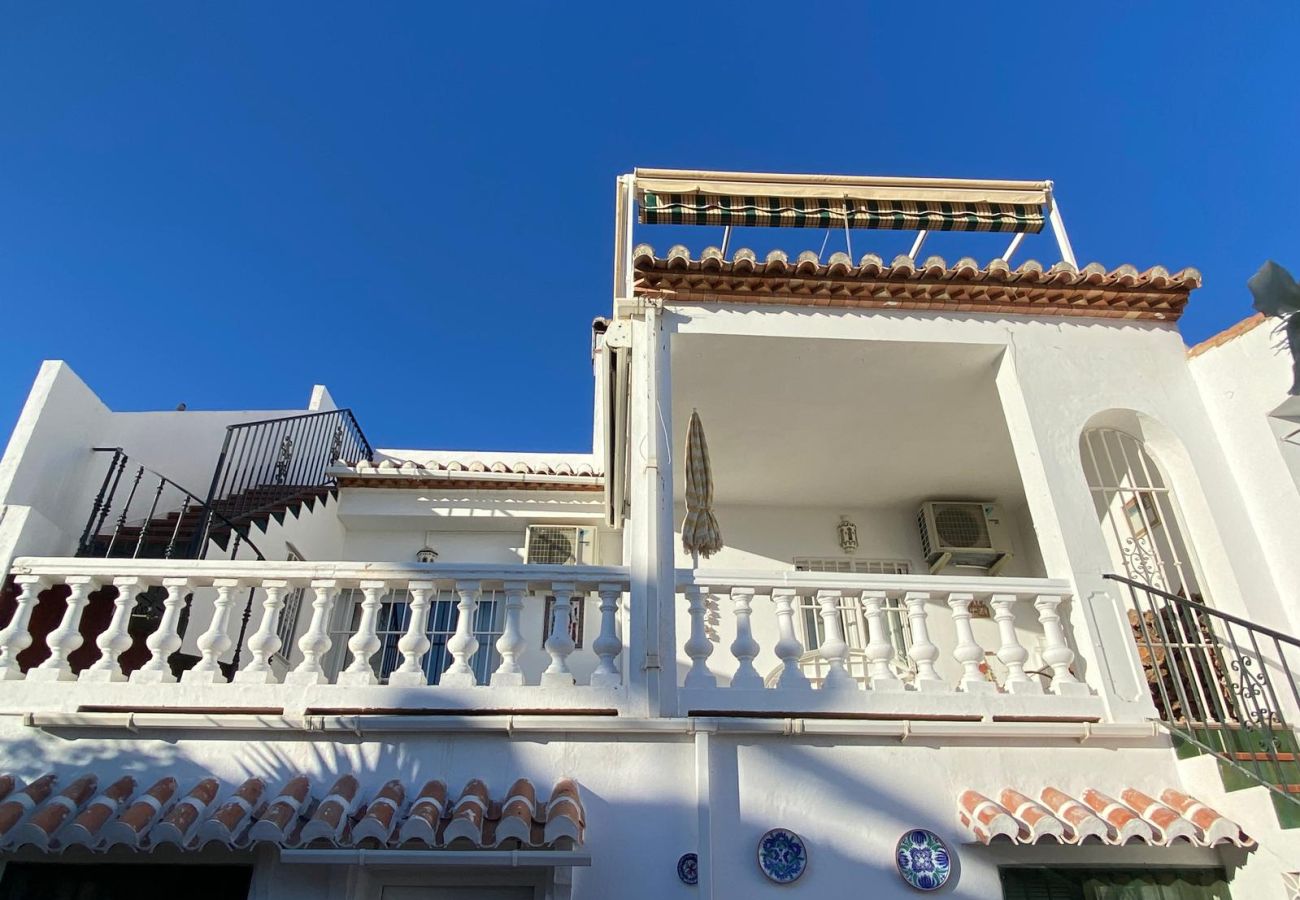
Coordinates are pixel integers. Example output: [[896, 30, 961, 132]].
[[635, 169, 1049, 234]]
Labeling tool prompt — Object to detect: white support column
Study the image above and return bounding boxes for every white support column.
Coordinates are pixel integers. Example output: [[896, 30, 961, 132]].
[[440, 580, 482, 688], [235, 580, 290, 684], [728, 587, 762, 689], [390, 580, 436, 688], [541, 582, 577, 687], [682, 584, 715, 688], [904, 592, 945, 692], [490, 582, 528, 687], [771, 589, 810, 690], [590, 584, 624, 688], [183, 578, 242, 684], [0, 576, 47, 680], [132, 577, 189, 685], [286, 579, 339, 685], [1035, 594, 1091, 697], [948, 592, 995, 694], [82, 576, 142, 683], [992, 594, 1041, 694], [339, 580, 386, 687], [862, 591, 903, 692], [816, 590, 856, 691], [29, 577, 97, 682]]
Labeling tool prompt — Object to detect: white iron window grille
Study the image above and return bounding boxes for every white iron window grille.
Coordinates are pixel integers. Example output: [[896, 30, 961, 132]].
[[323, 586, 504, 684], [793, 557, 912, 575], [764, 591, 915, 688], [273, 547, 306, 664]]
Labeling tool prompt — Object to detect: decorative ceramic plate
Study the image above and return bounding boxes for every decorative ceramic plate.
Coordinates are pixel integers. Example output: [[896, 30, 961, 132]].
[[757, 828, 808, 884], [677, 852, 698, 886], [895, 829, 952, 891]]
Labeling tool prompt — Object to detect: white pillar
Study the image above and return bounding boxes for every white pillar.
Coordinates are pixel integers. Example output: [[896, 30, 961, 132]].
[[235, 580, 290, 684], [863, 591, 903, 692], [490, 582, 528, 687], [771, 589, 810, 690], [182, 578, 242, 684], [816, 590, 856, 691], [339, 580, 385, 686], [29, 577, 97, 682], [441, 580, 482, 688], [728, 588, 762, 689], [992, 593, 1041, 694], [82, 576, 142, 682], [132, 577, 189, 685], [904, 591, 945, 692], [1036, 594, 1091, 697], [590, 584, 624, 688], [286, 579, 338, 685], [389, 580, 435, 688], [948, 592, 995, 694], [0, 576, 47, 680], [683, 584, 716, 688], [541, 582, 577, 687]]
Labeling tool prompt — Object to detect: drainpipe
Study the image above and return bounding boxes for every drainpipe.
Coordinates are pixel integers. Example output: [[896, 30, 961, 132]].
[[695, 725, 715, 898]]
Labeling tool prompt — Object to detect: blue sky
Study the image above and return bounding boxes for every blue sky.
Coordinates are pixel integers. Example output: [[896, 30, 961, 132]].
[[2, 2, 1297, 454]]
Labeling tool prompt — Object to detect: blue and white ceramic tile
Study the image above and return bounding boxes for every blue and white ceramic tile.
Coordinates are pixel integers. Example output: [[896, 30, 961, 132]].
[[757, 828, 808, 884], [895, 829, 952, 891], [677, 852, 698, 886]]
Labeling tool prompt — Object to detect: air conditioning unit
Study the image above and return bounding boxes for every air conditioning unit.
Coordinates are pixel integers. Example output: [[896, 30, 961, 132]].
[[524, 525, 597, 566], [917, 501, 1012, 576]]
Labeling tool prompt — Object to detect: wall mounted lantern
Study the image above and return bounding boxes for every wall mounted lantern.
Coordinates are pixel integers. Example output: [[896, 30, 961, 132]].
[[416, 546, 439, 563], [837, 516, 859, 554]]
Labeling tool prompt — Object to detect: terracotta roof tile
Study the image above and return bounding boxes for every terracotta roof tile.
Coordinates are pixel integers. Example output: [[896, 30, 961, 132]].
[[0, 771, 584, 854], [333, 457, 603, 492], [958, 785, 1250, 848], [1186, 312, 1268, 357]]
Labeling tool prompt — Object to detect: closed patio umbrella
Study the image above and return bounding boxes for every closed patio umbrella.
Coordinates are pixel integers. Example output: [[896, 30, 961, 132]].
[[681, 410, 723, 565]]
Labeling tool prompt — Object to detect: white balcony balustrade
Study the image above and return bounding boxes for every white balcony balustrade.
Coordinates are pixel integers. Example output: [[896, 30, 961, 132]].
[[0, 558, 631, 715], [676, 570, 1099, 718]]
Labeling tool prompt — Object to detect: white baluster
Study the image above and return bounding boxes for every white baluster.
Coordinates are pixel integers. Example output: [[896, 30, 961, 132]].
[[132, 577, 189, 684], [389, 580, 435, 688], [490, 582, 528, 687], [439, 579, 481, 687], [183, 578, 242, 683], [339, 580, 385, 686], [1035, 594, 1090, 696], [0, 576, 47, 680], [728, 587, 763, 689], [234, 580, 290, 684], [29, 577, 97, 682], [683, 584, 716, 688], [771, 589, 810, 690], [816, 590, 856, 691], [590, 583, 624, 688], [541, 582, 577, 687], [82, 577, 142, 682], [948, 593, 995, 694], [286, 580, 339, 685], [862, 591, 903, 692], [992, 593, 1041, 694], [904, 592, 945, 692]]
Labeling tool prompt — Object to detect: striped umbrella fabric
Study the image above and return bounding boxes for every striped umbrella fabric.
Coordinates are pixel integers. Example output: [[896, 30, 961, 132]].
[[682, 410, 723, 563]]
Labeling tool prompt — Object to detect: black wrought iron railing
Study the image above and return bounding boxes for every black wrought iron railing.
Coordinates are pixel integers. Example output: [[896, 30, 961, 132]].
[[1107, 572, 1300, 812], [193, 408, 372, 554], [77, 448, 265, 561]]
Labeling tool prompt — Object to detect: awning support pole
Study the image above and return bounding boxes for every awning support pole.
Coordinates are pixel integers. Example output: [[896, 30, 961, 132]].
[[1046, 189, 1077, 267], [720, 225, 731, 258], [908, 230, 928, 260], [1001, 232, 1026, 263]]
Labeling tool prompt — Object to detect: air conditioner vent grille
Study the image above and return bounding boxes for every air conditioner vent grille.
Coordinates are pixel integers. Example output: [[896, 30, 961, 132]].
[[932, 504, 991, 549], [525, 526, 578, 565]]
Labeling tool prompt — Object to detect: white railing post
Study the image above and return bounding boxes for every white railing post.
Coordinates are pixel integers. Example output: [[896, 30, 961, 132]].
[[728, 587, 762, 689], [992, 593, 1041, 695], [339, 580, 386, 686], [441, 580, 482, 688], [682, 584, 716, 688], [771, 589, 810, 690], [590, 584, 624, 688], [235, 580, 290, 684], [82, 576, 142, 683], [541, 582, 577, 687], [132, 577, 189, 685], [948, 592, 995, 694], [489, 582, 528, 687], [183, 578, 242, 684], [286, 579, 338, 685], [389, 580, 435, 688], [903, 591, 945, 692], [29, 577, 97, 682], [862, 591, 903, 692], [0, 576, 47, 680], [816, 590, 856, 691], [1035, 594, 1090, 697]]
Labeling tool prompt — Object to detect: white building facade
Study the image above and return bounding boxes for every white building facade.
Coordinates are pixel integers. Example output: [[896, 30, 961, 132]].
[[0, 169, 1297, 898]]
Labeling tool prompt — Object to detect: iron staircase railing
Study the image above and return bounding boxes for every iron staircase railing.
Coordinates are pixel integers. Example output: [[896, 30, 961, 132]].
[[1106, 572, 1300, 813]]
